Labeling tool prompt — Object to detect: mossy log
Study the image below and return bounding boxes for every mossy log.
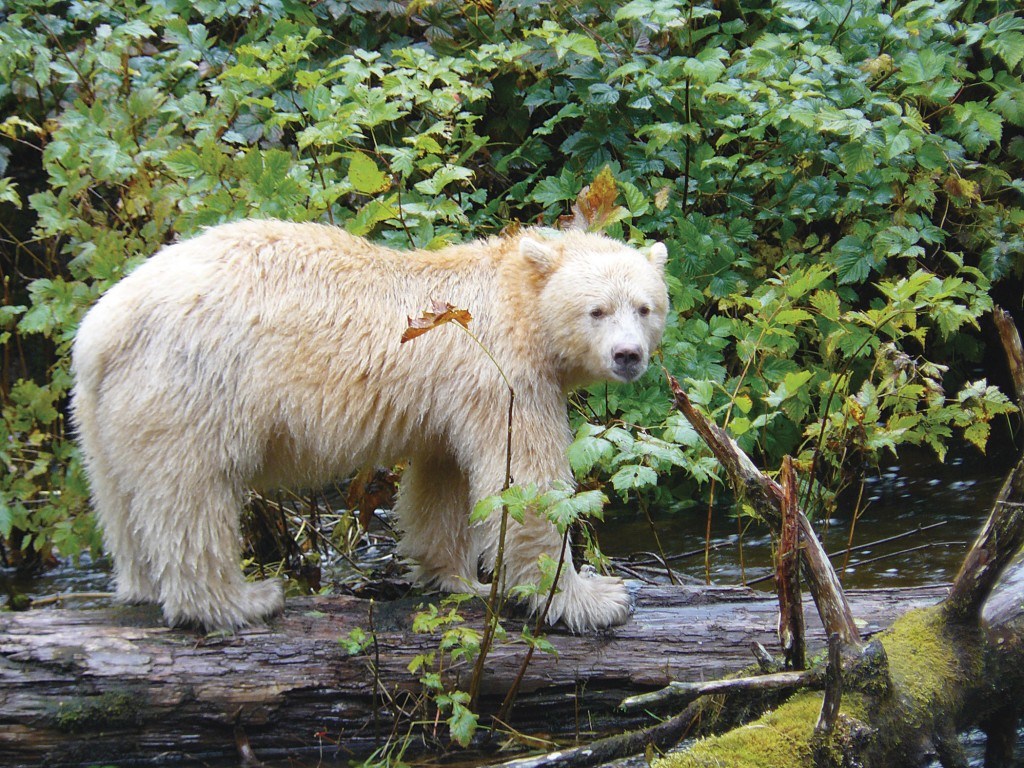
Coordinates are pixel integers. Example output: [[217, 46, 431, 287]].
[[0, 582, 951, 767], [652, 573, 1024, 768]]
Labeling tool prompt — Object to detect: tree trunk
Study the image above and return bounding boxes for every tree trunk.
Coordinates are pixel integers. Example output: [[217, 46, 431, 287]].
[[0, 583, 951, 767]]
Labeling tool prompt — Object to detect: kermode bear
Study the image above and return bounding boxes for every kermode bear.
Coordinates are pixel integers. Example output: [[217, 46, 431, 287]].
[[71, 220, 669, 632]]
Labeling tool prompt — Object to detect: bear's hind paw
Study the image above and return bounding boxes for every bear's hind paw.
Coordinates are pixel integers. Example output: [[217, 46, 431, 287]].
[[164, 578, 285, 632]]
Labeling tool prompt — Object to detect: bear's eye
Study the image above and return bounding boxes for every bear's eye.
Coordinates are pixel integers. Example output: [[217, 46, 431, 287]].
[[638, 305, 651, 317], [590, 308, 605, 319]]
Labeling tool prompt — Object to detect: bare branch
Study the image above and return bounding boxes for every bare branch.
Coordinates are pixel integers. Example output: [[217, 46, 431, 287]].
[[666, 372, 861, 645], [619, 669, 818, 713], [778, 456, 805, 670]]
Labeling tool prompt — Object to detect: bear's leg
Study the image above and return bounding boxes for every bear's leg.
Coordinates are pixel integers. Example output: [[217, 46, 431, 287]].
[[396, 454, 489, 596], [130, 469, 284, 630], [466, 430, 632, 632], [478, 506, 631, 632], [85, 453, 158, 604]]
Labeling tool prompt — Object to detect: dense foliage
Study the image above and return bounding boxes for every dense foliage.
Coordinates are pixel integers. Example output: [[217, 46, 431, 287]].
[[1, 0, 1021, 567]]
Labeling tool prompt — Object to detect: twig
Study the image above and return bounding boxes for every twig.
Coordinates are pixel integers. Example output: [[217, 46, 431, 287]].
[[777, 456, 805, 670], [619, 669, 819, 713], [485, 698, 703, 768], [26, 591, 115, 607], [744, 522, 950, 586], [494, 529, 570, 725]]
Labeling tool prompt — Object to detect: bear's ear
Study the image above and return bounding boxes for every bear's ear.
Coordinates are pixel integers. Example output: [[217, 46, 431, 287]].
[[646, 242, 668, 271], [520, 237, 558, 274]]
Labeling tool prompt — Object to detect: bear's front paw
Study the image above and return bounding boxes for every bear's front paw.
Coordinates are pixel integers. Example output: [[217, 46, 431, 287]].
[[545, 569, 631, 633]]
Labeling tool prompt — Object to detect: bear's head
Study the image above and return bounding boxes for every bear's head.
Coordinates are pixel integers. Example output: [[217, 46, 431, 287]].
[[520, 231, 669, 389]]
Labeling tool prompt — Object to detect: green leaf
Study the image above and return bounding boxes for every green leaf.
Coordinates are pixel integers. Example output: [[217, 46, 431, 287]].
[[414, 164, 474, 195], [833, 235, 878, 285], [950, 102, 1003, 152], [0, 178, 22, 208], [838, 142, 876, 175], [530, 167, 579, 207], [447, 698, 478, 747], [470, 494, 503, 524], [567, 425, 616, 476], [0, 501, 13, 539], [610, 464, 658, 494], [544, 489, 608, 533], [347, 152, 391, 195], [163, 148, 203, 178]]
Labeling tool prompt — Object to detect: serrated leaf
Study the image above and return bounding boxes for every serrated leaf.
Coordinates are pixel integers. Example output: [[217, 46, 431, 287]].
[[530, 167, 579, 208], [610, 464, 658, 493], [963, 421, 990, 451], [588, 83, 620, 105], [163, 148, 203, 178], [838, 141, 876, 175], [447, 699, 478, 748], [562, 166, 628, 232], [567, 427, 616, 476], [544, 489, 607, 533], [810, 290, 841, 321], [347, 151, 391, 195], [471, 494, 503, 524], [414, 164, 474, 195]]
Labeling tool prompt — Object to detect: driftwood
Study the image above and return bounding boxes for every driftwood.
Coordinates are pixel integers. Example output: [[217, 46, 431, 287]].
[[0, 582, 951, 767]]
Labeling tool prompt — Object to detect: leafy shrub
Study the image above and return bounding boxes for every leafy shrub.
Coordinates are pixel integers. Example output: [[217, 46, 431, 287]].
[[1, 0, 1021, 563]]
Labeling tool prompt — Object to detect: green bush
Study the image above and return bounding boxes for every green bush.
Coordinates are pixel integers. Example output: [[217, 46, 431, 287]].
[[1, 0, 1021, 564]]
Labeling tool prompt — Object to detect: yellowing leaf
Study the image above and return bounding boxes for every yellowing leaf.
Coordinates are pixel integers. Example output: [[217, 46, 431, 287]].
[[654, 185, 671, 211], [943, 175, 980, 204], [561, 165, 629, 232]]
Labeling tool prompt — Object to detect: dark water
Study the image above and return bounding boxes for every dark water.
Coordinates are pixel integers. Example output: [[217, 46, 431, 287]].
[[601, 444, 1016, 590]]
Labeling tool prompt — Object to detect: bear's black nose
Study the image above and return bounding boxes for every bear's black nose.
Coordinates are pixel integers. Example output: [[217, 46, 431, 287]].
[[613, 347, 642, 368]]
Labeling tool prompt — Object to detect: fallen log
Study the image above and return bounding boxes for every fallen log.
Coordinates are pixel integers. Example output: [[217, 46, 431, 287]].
[[0, 582, 951, 767]]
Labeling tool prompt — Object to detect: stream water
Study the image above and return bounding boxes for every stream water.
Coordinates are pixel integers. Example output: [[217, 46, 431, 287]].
[[602, 442, 1018, 590]]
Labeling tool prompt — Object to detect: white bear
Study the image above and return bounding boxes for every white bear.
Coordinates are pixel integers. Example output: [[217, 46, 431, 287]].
[[70, 220, 669, 632]]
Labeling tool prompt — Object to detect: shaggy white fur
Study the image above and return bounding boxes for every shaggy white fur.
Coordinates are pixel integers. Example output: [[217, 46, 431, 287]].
[[71, 220, 669, 632]]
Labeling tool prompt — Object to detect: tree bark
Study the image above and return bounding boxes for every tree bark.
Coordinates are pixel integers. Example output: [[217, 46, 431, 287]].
[[0, 583, 950, 767]]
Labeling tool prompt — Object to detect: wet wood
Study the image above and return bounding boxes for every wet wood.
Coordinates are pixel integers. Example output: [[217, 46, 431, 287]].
[[666, 374, 861, 645], [994, 305, 1024, 409], [619, 668, 817, 713], [946, 455, 1024, 624], [0, 583, 949, 767], [777, 456, 805, 670]]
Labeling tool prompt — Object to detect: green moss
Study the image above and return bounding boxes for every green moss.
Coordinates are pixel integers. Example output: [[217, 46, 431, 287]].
[[654, 692, 868, 768], [656, 607, 985, 768], [880, 606, 983, 713], [51, 690, 142, 732]]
